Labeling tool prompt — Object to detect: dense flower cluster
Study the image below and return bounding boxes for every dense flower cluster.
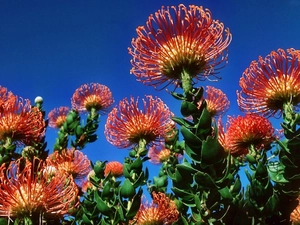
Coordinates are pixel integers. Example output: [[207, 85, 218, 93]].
[[0, 94, 45, 146], [237, 48, 300, 117], [71, 83, 114, 114], [0, 158, 78, 219], [105, 95, 173, 149], [129, 4, 231, 89]]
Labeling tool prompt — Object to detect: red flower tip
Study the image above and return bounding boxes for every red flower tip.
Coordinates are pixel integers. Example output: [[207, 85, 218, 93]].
[[71, 83, 114, 114]]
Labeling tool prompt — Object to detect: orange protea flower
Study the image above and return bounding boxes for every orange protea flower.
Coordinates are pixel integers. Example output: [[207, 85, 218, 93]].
[[148, 145, 171, 164], [0, 85, 13, 110], [132, 192, 179, 225], [128, 4, 232, 89], [46, 149, 91, 184], [224, 114, 276, 156], [198, 86, 230, 117], [237, 48, 300, 117], [0, 158, 78, 220], [105, 95, 173, 149], [48, 106, 70, 128], [71, 83, 114, 114], [104, 161, 123, 177], [0, 95, 45, 146], [291, 201, 300, 225]]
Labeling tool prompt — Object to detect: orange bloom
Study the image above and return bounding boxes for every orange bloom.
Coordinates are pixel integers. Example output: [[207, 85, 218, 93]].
[[237, 48, 300, 117], [104, 161, 123, 177], [0, 95, 45, 146], [148, 145, 171, 164], [105, 95, 173, 149], [224, 114, 275, 156], [71, 83, 114, 114], [0, 158, 78, 220], [291, 200, 300, 225], [48, 106, 70, 128], [0, 86, 13, 110], [132, 192, 179, 225], [128, 4, 232, 88], [199, 86, 230, 117], [46, 149, 91, 184]]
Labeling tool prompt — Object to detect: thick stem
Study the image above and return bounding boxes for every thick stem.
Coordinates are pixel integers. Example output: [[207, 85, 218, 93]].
[[180, 69, 193, 100]]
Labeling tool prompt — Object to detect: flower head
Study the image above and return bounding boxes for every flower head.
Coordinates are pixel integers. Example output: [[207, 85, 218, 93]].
[[48, 106, 70, 128], [237, 48, 300, 117], [132, 192, 179, 225], [291, 200, 300, 225], [0, 95, 45, 146], [224, 114, 276, 156], [148, 145, 171, 164], [0, 158, 78, 220], [105, 95, 173, 149], [71, 83, 114, 114], [0, 85, 13, 110], [199, 86, 230, 117], [46, 149, 91, 184], [104, 161, 123, 177], [128, 4, 232, 89]]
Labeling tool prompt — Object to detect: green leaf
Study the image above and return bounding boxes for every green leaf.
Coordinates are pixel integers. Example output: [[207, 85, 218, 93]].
[[267, 162, 289, 183], [181, 101, 199, 117], [263, 193, 279, 215], [120, 179, 135, 198], [95, 191, 112, 216], [218, 186, 233, 200], [181, 126, 202, 148], [153, 175, 168, 188], [197, 107, 212, 130], [194, 171, 217, 189], [172, 117, 194, 128], [131, 158, 143, 171], [201, 136, 225, 165], [126, 188, 142, 219]]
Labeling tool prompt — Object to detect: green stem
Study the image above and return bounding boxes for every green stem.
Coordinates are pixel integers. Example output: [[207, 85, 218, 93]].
[[180, 69, 193, 100]]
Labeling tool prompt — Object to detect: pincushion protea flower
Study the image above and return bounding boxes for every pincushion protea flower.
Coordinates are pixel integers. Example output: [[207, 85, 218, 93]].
[[105, 95, 173, 149], [224, 114, 276, 156], [237, 48, 300, 117], [0, 85, 13, 110], [71, 83, 114, 114], [128, 4, 231, 89], [131, 192, 179, 225], [198, 86, 230, 117], [48, 106, 70, 128], [148, 145, 171, 164], [104, 161, 123, 177], [0, 158, 78, 221], [46, 149, 91, 184], [0, 95, 45, 146], [291, 201, 300, 225]]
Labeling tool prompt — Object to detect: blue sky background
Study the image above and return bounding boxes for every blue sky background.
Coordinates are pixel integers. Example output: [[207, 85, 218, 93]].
[[1, 0, 300, 186]]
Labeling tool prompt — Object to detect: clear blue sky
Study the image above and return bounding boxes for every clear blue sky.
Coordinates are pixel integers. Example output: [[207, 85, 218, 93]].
[[1, 0, 300, 179]]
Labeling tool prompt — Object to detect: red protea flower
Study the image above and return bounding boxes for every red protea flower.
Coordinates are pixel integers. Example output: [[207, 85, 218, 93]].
[[128, 4, 232, 89], [104, 161, 123, 177], [291, 200, 300, 225], [237, 48, 300, 117], [148, 145, 171, 164], [48, 106, 70, 128], [0, 95, 45, 146], [224, 114, 276, 156], [105, 95, 173, 149], [0, 86, 13, 110], [199, 86, 230, 117], [71, 83, 114, 114], [0, 158, 78, 220], [132, 192, 179, 225], [46, 149, 91, 184]]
